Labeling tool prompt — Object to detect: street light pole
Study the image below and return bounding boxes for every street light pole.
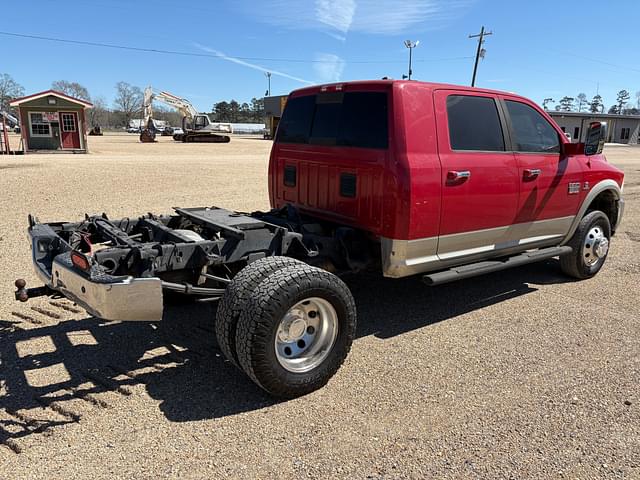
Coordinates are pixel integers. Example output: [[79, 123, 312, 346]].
[[265, 72, 272, 96], [403, 40, 419, 80], [469, 26, 492, 87]]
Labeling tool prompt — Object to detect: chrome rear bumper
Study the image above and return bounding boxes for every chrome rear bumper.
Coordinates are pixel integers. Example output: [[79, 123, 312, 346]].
[[45, 254, 163, 322]]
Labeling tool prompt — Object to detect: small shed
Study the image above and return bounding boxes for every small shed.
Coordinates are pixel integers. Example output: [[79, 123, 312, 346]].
[[10, 90, 93, 153]]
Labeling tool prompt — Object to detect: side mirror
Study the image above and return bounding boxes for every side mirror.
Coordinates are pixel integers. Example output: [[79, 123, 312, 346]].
[[585, 121, 607, 156]]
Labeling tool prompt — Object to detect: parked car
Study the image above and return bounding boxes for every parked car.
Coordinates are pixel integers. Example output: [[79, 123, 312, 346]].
[[15, 80, 624, 398]]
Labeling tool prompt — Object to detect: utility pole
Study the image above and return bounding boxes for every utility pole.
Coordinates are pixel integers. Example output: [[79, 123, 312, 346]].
[[403, 40, 419, 80], [469, 26, 492, 87], [265, 72, 272, 96]]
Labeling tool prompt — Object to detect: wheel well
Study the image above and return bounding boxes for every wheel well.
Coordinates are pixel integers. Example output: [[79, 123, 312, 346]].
[[586, 189, 619, 231]]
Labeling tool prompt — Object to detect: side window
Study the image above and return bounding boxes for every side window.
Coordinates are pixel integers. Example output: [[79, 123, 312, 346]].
[[446, 95, 505, 151], [276, 95, 315, 144], [505, 100, 560, 153]]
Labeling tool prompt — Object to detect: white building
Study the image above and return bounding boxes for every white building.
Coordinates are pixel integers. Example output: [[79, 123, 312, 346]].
[[548, 111, 640, 144]]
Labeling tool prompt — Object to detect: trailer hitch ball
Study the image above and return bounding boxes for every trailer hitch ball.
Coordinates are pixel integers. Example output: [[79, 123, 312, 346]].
[[15, 278, 29, 302]]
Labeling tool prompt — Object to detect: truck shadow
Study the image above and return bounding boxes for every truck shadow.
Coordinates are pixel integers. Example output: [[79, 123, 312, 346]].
[[0, 259, 569, 437]]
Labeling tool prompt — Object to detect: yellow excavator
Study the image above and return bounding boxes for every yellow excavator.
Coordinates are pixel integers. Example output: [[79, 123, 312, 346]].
[[140, 87, 233, 143]]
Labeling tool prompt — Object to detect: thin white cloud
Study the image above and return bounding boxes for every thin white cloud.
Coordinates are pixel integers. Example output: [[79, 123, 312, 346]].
[[315, 0, 357, 34], [194, 43, 313, 85], [238, 0, 473, 37], [314, 53, 346, 82]]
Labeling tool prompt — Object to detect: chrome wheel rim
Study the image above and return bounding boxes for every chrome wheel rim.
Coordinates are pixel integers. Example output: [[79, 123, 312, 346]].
[[274, 297, 338, 373], [583, 225, 609, 267]]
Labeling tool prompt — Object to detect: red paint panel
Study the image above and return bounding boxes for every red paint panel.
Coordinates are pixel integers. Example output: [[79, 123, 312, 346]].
[[433, 89, 520, 236], [271, 144, 386, 232]]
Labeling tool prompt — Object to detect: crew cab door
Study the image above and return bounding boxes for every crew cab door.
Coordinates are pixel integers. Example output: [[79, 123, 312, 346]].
[[434, 90, 519, 260], [501, 97, 582, 237]]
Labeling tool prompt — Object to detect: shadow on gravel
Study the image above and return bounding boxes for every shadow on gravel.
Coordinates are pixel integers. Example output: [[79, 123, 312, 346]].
[[0, 259, 570, 435]]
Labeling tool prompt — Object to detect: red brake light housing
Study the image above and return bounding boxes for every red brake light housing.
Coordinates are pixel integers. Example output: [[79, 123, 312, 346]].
[[70, 251, 91, 272]]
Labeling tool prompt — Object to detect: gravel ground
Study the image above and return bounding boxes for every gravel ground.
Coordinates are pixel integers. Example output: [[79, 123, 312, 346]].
[[1, 134, 639, 479]]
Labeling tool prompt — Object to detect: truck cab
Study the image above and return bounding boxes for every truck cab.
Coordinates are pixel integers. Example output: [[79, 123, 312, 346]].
[[269, 80, 625, 278]]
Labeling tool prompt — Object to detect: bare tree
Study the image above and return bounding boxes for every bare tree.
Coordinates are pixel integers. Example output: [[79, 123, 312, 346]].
[[113, 82, 142, 127], [52, 80, 91, 101], [150, 104, 182, 127], [0, 73, 25, 112], [88, 96, 109, 127]]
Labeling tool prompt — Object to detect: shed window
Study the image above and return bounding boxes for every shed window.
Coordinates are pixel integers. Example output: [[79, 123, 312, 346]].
[[29, 112, 52, 137]]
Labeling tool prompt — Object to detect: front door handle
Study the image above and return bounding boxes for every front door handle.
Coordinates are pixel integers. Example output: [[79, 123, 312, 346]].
[[447, 170, 471, 182], [523, 168, 541, 179]]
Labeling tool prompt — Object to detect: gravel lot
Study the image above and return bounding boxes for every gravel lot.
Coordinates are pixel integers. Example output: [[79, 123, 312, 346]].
[[1, 134, 639, 479]]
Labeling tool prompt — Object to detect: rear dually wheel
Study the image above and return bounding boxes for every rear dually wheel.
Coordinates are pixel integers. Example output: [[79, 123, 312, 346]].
[[235, 265, 356, 398]]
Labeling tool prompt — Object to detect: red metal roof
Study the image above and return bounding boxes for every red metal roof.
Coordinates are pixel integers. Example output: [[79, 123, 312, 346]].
[[9, 89, 93, 108]]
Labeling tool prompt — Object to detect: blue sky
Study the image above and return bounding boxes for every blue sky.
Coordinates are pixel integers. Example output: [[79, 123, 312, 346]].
[[3, 0, 639, 111]]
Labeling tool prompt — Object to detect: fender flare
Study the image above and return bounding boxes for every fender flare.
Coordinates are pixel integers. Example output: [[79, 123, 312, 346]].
[[561, 179, 622, 244]]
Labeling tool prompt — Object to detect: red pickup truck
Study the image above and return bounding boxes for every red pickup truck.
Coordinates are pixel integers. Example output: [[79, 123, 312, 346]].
[[15, 80, 624, 398]]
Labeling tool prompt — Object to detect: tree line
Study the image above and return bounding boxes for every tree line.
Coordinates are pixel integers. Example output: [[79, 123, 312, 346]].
[[542, 90, 640, 115], [0, 73, 266, 128]]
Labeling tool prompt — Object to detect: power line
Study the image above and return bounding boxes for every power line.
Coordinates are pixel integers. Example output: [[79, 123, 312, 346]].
[[0, 31, 472, 65]]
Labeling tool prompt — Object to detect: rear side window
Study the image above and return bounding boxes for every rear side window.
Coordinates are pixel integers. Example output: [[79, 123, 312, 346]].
[[276, 91, 388, 149], [446, 95, 505, 151], [276, 95, 315, 144], [337, 92, 388, 149], [310, 93, 342, 143], [505, 100, 560, 153]]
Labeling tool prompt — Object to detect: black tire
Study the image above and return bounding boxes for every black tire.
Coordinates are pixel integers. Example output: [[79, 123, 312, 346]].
[[236, 265, 356, 398], [215, 257, 303, 368], [560, 210, 611, 279]]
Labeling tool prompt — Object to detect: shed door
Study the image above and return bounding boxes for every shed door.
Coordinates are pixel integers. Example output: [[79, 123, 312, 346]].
[[60, 112, 80, 149]]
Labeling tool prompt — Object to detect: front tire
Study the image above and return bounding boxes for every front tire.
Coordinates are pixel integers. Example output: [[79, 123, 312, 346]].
[[235, 265, 356, 398], [560, 211, 611, 279]]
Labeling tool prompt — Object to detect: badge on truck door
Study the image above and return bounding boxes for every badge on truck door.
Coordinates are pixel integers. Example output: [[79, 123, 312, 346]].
[[568, 182, 581, 194]]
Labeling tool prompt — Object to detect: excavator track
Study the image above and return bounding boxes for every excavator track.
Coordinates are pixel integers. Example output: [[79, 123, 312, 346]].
[[181, 133, 231, 143]]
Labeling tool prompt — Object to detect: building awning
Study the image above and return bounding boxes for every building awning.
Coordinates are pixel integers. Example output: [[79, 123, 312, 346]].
[[9, 89, 93, 108]]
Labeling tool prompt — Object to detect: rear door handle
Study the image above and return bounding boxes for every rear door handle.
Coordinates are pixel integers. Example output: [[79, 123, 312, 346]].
[[523, 168, 541, 179], [447, 170, 471, 181]]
